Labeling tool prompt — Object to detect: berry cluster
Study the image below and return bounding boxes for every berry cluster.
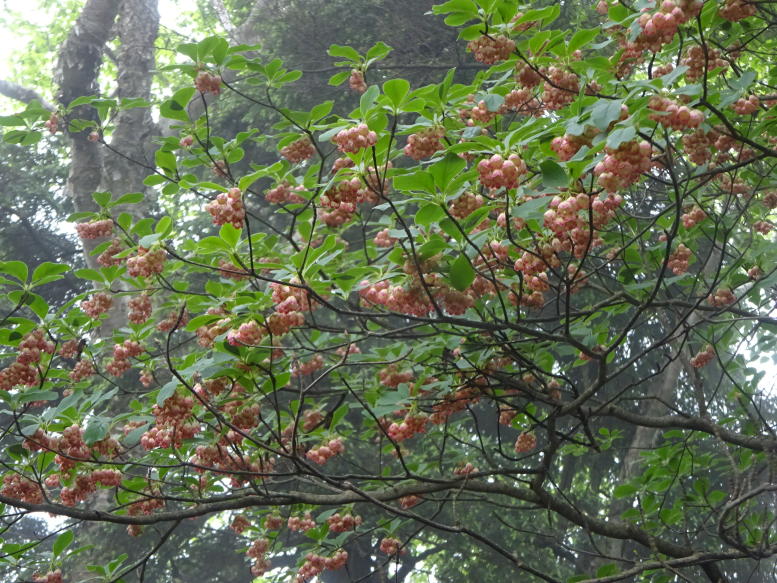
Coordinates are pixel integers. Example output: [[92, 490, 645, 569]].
[[387, 414, 429, 442], [327, 512, 363, 532], [75, 219, 113, 239], [321, 177, 369, 212], [719, 0, 757, 21], [681, 205, 707, 228], [349, 69, 367, 93], [668, 243, 692, 275], [127, 246, 166, 278], [246, 537, 271, 577], [81, 292, 113, 318], [514, 432, 537, 453], [206, 188, 245, 228], [467, 35, 515, 65], [732, 95, 759, 115], [379, 537, 405, 556], [379, 365, 413, 388], [754, 220, 773, 235], [141, 392, 199, 450], [648, 96, 704, 130], [291, 354, 325, 377], [60, 470, 123, 506], [281, 137, 316, 163], [453, 462, 478, 476], [636, 0, 702, 51], [128, 293, 152, 324], [541, 67, 579, 110], [690, 344, 715, 368], [156, 308, 189, 332], [440, 287, 475, 315], [360, 280, 435, 317], [139, 369, 154, 388], [504, 88, 540, 116], [288, 512, 316, 532], [59, 339, 79, 359], [302, 409, 325, 432], [1, 473, 44, 504], [333, 123, 378, 153], [477, 154, 527, 190], [708, 288, 736, 307], [44, 113, 58, 134], [374, 228, 398, 248], [195, 71, 222, 94], [69, 359, 94, 382], [459, 96, 497, 125], [681, 46, 728, 82], [306, 437, 345, 464], [594, 140, 653, 192], [543, 193, 613, 259], [227, 321, 264, 346], [218, 259, 249, 280], [551, 134, 586, 162], [33, 570, 63, 583], [98, 238, 126, 267], [265, 181, 306, 204], [267, 311, 305, 336], [295, 550, 348, 583], [682, 129, 714, 165], [0, 329, 53, 391], [404, 127, 446, 160], [448, 192, 484, 219], [106, 339, 143, 377], [515, 62, 541, 88]]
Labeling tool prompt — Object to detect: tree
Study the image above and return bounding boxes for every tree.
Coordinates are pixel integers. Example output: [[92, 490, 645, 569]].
[[1, 0, 777, 582]]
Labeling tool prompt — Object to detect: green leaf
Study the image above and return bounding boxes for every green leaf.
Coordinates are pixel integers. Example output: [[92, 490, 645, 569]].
[[590, 99, 623, 131], [92, 192, 111, 207], [110, 192, 144, 207], [394, 171, 435, 193], [83, 417, 110, 445], [540, 160, 567, 189], [155, 149, 177, 173], [449, 254, 475, 291], [328, 71, 350, 86], [52, 531, 74, 557], [74, 268, 105, 282], [429, 154, 466, 191], [596, 564, 619, 578], [568, 29, 599, 54], [383, 79, 410, 109], [360, 84, 380, 117], [311, 100, 334, 120], [606, 125, 636, 149], [512, 197, 548, 220], [415, 204, 445, 227], [220, 223, 241, 247], [155, 216, 172, 236], [614, 484, 637, 499], [160, 87, 195, 122], [31, 262, 69, 285], [328, 44, 361, 61], [0, 261, 29, 282], [366, 41, 392, 61]]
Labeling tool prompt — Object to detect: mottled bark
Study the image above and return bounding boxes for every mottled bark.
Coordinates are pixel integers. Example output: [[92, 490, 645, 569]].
[[55, 0, 122, 269], [53, 2, 160, 579]]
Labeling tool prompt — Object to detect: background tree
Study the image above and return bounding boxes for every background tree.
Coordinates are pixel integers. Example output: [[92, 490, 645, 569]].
[[1, 1, 777, 583]]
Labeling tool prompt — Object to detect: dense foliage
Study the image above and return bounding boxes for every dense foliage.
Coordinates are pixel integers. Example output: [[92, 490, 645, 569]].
[[1, 0, 777, 582]]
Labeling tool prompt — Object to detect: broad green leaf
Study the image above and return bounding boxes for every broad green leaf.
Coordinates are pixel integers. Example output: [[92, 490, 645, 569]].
[[52, 531, 74, 557], [449, 254, 475, 292]]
